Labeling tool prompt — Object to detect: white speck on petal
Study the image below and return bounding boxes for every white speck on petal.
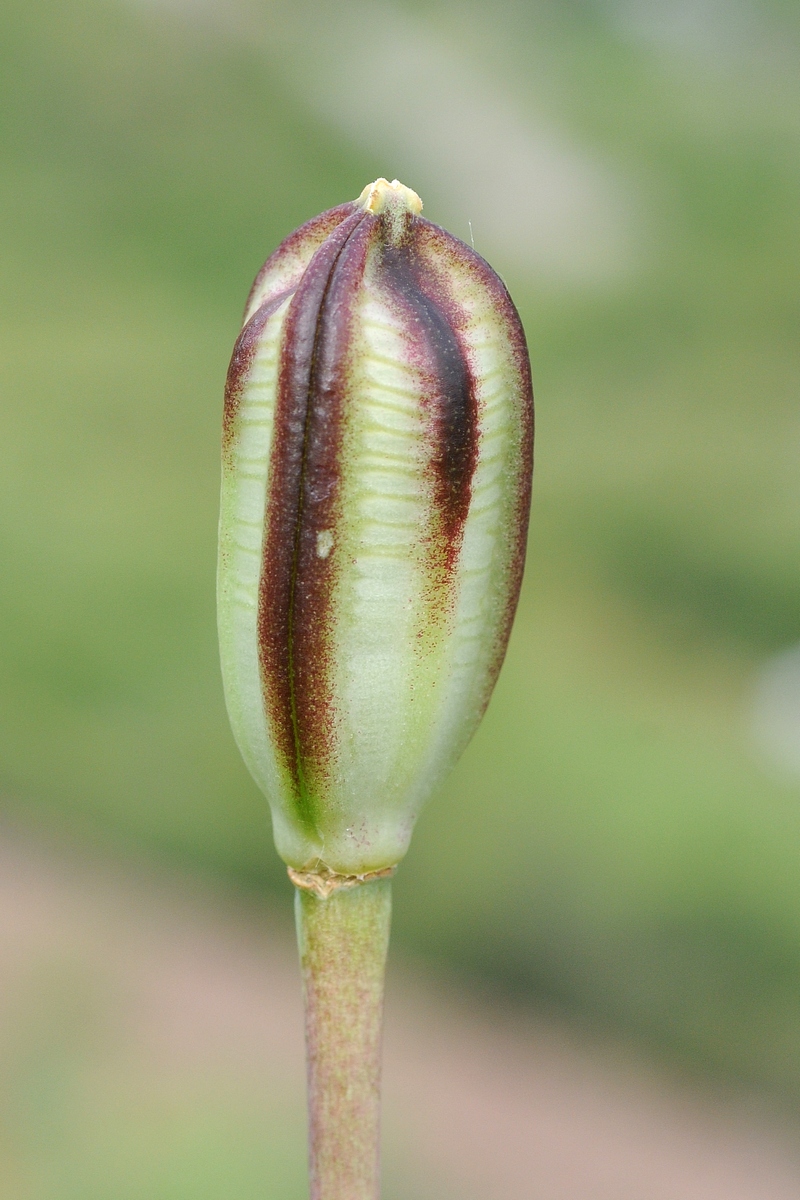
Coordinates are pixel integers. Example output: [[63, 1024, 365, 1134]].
[[316, 529, 334, 558]]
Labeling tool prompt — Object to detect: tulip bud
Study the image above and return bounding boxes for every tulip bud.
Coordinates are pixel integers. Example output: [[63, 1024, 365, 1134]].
[[218, 178, 533, 878]]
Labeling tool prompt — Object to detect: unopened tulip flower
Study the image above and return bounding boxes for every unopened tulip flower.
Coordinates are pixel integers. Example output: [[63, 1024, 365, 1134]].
[[218, 178, 533, 1200]]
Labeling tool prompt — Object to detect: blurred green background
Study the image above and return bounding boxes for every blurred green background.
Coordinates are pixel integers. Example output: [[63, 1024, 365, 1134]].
[[2, 0, 800, 1177]]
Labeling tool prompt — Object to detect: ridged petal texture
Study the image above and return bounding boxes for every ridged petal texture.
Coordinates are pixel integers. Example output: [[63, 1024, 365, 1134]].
[[218, 180, 533, 874]]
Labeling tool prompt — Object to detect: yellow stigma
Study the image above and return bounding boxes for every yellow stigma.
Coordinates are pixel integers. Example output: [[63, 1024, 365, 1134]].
[[357, 178, 423, 217]]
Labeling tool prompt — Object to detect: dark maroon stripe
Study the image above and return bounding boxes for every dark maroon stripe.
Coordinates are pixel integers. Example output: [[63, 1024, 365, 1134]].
[[419, 222, 535, 706], [243, 203, 358, 323], [258, 209, 373, 824], [222, 288, 295, 456], [291, 217, 378, 805], [377, 228, 480, 601]]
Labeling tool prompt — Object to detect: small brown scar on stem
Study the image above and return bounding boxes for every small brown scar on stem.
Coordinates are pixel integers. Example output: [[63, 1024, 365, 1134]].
[[288, 864, 397, 899]]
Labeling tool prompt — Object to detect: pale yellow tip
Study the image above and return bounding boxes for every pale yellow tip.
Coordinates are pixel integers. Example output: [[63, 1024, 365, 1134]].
[[357, 178, 423, 217]]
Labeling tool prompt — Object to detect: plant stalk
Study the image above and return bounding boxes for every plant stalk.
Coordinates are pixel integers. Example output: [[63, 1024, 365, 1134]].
[[294, 875, 392, 1200]]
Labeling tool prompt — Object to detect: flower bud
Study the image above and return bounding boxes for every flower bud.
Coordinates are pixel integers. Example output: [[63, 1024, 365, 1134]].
[[218, 179, 533, 876]]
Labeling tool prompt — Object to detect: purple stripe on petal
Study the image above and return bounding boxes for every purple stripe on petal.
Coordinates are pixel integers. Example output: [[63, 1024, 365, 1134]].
[[292, 216, 378, 797], [415, 221, 534, 698], [258, 209, 371, 819], [243, 203, 358, 323], [222, 288, 295, 456], [376, 227, 480, 625]]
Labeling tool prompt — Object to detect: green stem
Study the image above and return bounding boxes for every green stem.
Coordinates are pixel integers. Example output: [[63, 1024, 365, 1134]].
[[294, 876, 392, 1200]]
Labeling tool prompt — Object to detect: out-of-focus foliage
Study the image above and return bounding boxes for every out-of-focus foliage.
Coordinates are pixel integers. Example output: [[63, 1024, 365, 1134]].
[[2, 0, 800, 1100]]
